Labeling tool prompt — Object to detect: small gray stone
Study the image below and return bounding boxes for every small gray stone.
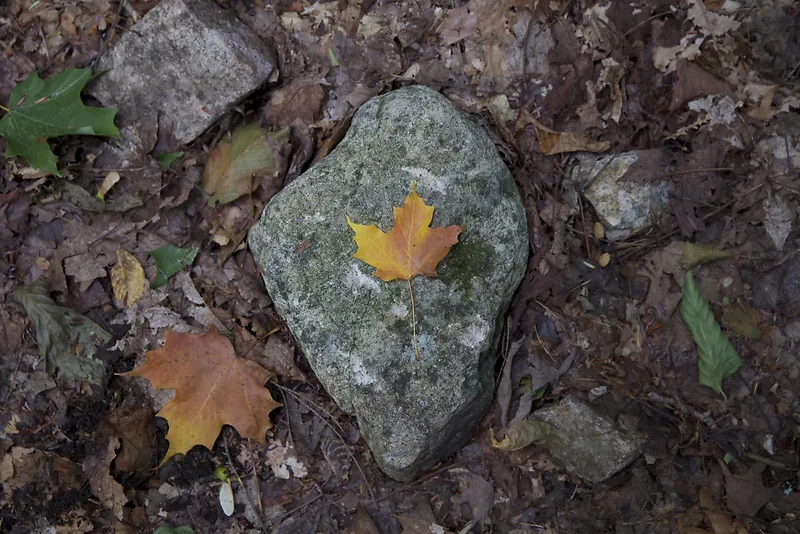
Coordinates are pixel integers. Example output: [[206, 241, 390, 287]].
[[89, 0, 274, 145], [249, 86, 528, 481], [533, 396, 642, 483], [572, 151, 671, 241]]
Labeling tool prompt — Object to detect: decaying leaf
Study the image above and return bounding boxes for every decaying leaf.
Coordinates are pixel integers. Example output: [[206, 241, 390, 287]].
[[347, 182, 463, 282], [111, 249, 145, 307], [82, 436, 128, 520], [201, 123, 289, 206], [697, 487, 748, 534], [763, 192, 793, 251], [491, 418, 551, 451], [0, 67, 119, 175], [681, 242, 731, 268], [454, 474, 494, 529], [680, 272, 742, 396], [150, 245, 198, 289], [120, 327, 280, 465], [100, 406, 156, 473], [12, 279, 110, 384], [320, 434, 351, 480]]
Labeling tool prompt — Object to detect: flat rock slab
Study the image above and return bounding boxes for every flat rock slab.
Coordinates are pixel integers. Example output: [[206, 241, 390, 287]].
[[89, 0, 274, 144], [572, 150, 671, 241], [249, 86, 528, 481], [533, 396, 643, 483]]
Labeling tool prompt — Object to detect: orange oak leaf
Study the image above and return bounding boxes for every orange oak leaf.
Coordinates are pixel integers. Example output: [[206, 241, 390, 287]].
[[346, 183, 463, 281], [120, 327, 280, 466]]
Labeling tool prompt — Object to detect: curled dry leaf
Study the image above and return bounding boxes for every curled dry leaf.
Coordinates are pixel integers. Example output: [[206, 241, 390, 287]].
[[111, 249, 145, 307], [120, 327, 280, 465], [524, 115, 610, 155], [95, 171, 120, 202]]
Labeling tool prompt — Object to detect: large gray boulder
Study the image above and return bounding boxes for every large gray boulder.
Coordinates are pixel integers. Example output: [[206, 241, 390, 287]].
[[249, 86, 528, 481], [89, 0, 274, 145]]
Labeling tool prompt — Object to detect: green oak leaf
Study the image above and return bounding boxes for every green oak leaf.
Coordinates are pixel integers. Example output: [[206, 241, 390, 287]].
[[150, 245, 199, 289], [0, 67, 119, 175], [680, 271, 742, 396], [12, 279, 111, 384]]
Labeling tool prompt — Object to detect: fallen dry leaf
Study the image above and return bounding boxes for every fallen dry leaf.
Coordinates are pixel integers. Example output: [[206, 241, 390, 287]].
[[698, 487, 748, 534], [720, 461, 775, 518], [670, 59, 735, 112], [263, 82, 325, 128], [524, 116, 610, 155], [121, 327, 280, 465], [111, 249, 146, 308], [347, 182, 463, 282], [100, 406, 157, 473]]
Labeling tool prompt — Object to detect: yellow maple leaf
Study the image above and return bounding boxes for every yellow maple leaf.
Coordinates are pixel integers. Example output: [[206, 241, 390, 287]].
[[120, 327, 280, 466], [346, 183, 463, 282]]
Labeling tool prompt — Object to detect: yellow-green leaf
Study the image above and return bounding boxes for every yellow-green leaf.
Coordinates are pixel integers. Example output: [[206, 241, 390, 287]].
[[201, 124, 287, 206], [680, 272, 742, 395], [723, 303, 762, 340], [680, 242, 730, 268], [491, 419, 550, 451], [111, 250, 145, 308]]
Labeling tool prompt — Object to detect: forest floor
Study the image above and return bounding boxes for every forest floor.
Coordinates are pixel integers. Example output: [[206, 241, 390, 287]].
[[1, 0, 800, 533]]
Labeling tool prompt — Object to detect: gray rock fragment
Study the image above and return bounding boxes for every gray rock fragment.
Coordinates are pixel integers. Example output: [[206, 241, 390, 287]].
[[248, 86, 528, 481], [572, 150, 671, 241], [89, 0, 274, 145], [533, 396, 642, 483]]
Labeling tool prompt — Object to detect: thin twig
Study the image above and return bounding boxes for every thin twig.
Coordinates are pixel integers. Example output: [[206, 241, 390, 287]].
[[266, 490, 325, 526], [408, 278, 420, 361], [622, 11, 673, 36], [270, 381, 376, 503], [222, 430, 265, 530]]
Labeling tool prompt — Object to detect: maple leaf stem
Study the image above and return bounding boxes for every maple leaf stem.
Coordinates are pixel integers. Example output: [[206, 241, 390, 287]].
[[408, 278, 420, 361], [0, 104, 8, 113]]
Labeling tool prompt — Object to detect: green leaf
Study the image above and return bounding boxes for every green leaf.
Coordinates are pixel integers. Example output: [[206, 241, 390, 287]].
[[680, 242, 731, 268], [150, 245, 199, 289], [680, 272, 742, 396], [12, 279, 111, 384], [0, 67, 119, 175], [156, 151, 184, 169], [201, 124, 288, 207]]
